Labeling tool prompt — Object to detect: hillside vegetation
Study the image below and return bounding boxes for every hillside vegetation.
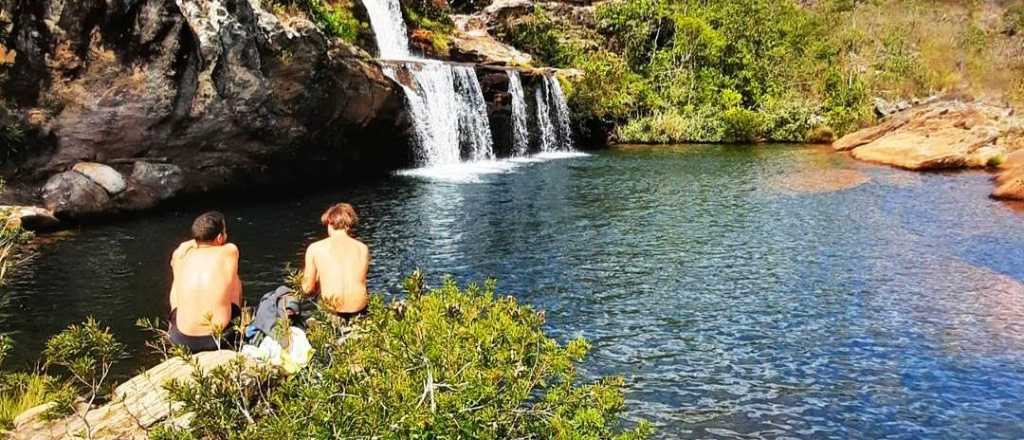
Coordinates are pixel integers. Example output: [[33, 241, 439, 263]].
[[495, 0, 1024, 144]]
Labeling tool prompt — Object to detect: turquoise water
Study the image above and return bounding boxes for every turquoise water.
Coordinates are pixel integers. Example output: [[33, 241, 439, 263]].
[[4, 145, 1024, 438]]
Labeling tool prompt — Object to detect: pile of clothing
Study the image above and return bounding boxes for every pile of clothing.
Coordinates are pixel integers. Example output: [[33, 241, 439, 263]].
[[240, 286, 314, 374]]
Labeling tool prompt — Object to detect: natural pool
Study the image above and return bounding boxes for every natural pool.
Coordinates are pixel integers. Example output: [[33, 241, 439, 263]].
[[4, 145, 1024, 438]]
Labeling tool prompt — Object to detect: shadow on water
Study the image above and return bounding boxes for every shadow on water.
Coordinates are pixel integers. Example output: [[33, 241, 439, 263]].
[[4, 145, 1024, 438]]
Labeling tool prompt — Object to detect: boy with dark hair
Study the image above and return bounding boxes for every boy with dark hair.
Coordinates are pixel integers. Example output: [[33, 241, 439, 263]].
[[168, 211, 242, 352]]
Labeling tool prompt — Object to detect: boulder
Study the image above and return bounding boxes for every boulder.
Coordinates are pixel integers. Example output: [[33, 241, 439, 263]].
[[11, 351, 243, 440], [450, 15, 534, 66], [131, 161, 186, 201], [41, 171, 112, 219], [72, 162, 127, 194]]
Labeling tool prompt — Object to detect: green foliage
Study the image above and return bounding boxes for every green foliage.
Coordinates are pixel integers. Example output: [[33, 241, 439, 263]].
[[0, 203, 32, 286], [42, 318, 126, 402], [270, 0, 364, 44], [403, 6, 454, 56], [502, 0, 1019, 142], [0, 103, 27, 165], [165, 275, 651, 439], [721, 108, 766, 143], [0, 373, 67, 429]]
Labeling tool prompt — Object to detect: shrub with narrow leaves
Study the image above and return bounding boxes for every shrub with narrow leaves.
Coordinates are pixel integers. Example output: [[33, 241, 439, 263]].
[[160, 274, 652, 439]]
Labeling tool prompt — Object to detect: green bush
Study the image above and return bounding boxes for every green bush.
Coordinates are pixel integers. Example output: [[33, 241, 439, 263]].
[[270, 0, 364, 44], [722, 107, 766, 142], [163, 274, 652, 439]]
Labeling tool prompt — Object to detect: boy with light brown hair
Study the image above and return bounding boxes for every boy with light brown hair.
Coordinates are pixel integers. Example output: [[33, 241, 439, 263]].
[[302, 203, 370, 319]]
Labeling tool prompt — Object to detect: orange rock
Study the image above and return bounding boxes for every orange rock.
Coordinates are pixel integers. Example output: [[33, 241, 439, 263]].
[[992, 166, 1024, 200]]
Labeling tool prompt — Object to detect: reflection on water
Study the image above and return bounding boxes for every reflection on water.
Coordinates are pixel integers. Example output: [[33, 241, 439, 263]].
[[4, 145, 1024, 438]]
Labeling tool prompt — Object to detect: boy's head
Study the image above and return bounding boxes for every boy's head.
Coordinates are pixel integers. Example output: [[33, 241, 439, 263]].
[[321, 203, 358, 234], [192, 211, 227, 244]]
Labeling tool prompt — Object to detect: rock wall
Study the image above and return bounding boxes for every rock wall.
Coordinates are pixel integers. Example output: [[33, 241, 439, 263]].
[[0, 0, 416, 219]]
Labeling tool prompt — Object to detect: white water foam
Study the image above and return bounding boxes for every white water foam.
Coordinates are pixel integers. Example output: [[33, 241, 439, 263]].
[[397, 152, 590, 183], [507, 71, 530, 156]]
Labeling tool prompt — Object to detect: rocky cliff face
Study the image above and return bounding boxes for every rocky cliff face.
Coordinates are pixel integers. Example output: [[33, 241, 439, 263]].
[[0, 0, 415, 219]]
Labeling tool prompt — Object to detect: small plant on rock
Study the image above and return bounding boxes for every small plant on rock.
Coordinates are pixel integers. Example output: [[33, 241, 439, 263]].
[[42, 318, 126, 439]]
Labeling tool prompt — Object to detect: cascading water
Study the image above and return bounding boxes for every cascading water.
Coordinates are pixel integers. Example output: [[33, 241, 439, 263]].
[[363, 0, 497, 167], [535, 80, 558, 152], [383, 63, 461, 165], [362, 0, 582, 177], [453, 66, 495, 161], [507, 71, 530, 156], [547, 75, 575, 150], [361, 0, 410, 59]]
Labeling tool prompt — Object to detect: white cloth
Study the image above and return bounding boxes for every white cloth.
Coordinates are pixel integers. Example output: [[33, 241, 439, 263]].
[[240, 326, 314, 374]]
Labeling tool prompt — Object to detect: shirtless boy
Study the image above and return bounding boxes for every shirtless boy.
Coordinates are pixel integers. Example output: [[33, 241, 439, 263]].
[[302, 203, 370, 319], [168, 211, 242, 352]]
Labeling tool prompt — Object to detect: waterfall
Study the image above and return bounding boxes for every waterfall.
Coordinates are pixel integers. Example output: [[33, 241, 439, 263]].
[[548, 75, 575, 150], [383, 63, 461, 166], [362, 0, 410, 59], [453, 66, 495, 161], [535, 80, 557, 152], [507, 71, 530, 156]]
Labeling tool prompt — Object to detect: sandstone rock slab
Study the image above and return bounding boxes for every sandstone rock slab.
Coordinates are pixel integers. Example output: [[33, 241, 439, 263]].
[[11, 351, 242, 440], [72, 162, 127, 195], [41, 171, 112, 219]]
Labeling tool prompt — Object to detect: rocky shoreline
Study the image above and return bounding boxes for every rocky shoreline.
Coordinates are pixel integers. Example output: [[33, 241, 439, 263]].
[[832, 98, 1024, 202]]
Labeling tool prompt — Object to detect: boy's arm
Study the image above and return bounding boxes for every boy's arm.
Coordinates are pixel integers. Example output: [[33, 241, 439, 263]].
[[301, 245, 318, 295], [226, 243, 242, 306]]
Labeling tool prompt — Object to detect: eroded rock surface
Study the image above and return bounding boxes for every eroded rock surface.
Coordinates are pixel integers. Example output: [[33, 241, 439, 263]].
[[11, 351, 242, 440], [1, 0, 414, 217]]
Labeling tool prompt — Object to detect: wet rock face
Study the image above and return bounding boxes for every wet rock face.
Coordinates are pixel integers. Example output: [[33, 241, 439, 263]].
[[2, 0, 415, 214]]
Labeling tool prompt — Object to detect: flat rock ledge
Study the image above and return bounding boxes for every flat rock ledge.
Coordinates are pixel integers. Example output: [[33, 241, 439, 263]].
[[10, 350, 241, 440], [832, 99, 1024, 201]]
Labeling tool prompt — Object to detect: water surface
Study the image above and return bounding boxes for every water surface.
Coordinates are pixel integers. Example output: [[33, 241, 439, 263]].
[[5, 145, 1024, 438]]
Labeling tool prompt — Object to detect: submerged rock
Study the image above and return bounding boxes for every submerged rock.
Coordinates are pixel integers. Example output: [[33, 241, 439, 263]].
[[771, 168, 871, 195]]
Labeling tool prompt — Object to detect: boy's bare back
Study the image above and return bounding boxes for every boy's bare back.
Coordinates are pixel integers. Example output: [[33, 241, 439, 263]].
[[303, 203, 370, 314], [170, 240, 241, 335], [304, 234, 369, 313]]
